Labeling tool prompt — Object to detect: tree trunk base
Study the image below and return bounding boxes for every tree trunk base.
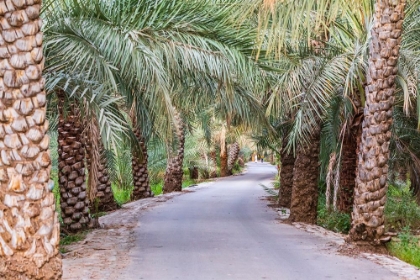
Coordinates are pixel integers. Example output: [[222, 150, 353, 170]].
[[278, 146, 295, 208], [289, 131, 320, 224], [348, 222, 387, 245], [131, 128, 153, 200]]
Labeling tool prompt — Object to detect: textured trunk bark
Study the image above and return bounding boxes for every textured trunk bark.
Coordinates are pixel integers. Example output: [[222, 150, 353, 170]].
[[220, 144, 228, 177], [350, 0, 406, 243], [278, 140, 295, 208], [219, 126, 228, 177], [227, 142, 240, 175], [209, 150, 218, 178], [131, 126, 153, 200], [289, 130, 320, 223], [84, 118, 117, 213], [163, 112, 185, 193], [189, 166, 199, 179], [58, 93, 90, 233], [397, 164, 407, 182], [338, 132, 358, 213], [0, 2, 63, 278], [338, 111, 363, 213]]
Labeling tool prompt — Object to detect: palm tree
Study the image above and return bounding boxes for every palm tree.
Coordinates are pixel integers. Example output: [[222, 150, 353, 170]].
[[84, 115, 118, 212], [350, 0, 408, 243], [219, 124, 228, 177], [131, 122, 153, 200], [0, 1, 62, 278], [163, 109, 186, 193], [279, 134, 295, 208], [57, 93, 91, 232], [227, 142, 240, 175]]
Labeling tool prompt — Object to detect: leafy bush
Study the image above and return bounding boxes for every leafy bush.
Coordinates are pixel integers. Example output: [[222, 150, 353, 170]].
[[111, 184, 132, 206], [385, 185, 420, 231], [182, 178, 196, 188], [151, 182, 163, 196], [317, 194, 351, 233], [387, 228, 420, 268], [231, 162, 243, 174]]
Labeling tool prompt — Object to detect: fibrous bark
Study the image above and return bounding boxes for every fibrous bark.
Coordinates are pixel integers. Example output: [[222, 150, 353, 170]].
[[219, 126, 228, 177], [397, 164, 407, 182], [84, 118, 117, 212], [289, 130, 320, 223], [338, 133, 358, 213], [278, 140, 295, 208], [131, 126, 153, 200], [0, 2, 62, 278], [163, 112, 185, 193], [338, 110, 363, 213], [220, 144, 228, 177], [350, 0, 406, 243], [58, 94, 90, 233], [209, 151, 218, 178], [227, 142, 240, 175]]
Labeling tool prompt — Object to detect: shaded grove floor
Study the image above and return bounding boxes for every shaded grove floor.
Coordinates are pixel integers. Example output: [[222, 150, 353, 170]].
[[121, 163, 398, 280]]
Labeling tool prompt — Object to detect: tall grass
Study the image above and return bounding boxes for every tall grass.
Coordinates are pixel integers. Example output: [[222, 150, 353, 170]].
[[317, 193, 351, 233], [385, 185, 420, 231], [387, 228, 420, 268]]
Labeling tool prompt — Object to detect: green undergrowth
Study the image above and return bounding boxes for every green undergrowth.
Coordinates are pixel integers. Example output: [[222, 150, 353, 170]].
[[51, 173, 62, 223], [59, 231, 89, 253], [111, 184, 132, 206], [385, 185, 420, 231], [111, 176, 201, 205], [182, 178, 197, 188], [151, 181, 164, 195], [231, 162, 244, 175], [387, 228, 420, 268], [384, 185, 420, 268], [317, 194, 351, 233]]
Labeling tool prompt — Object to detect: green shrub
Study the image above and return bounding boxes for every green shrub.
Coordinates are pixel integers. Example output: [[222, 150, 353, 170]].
[[231, 162, 243, 175], [182, 178, 196, 188], [317, 194, 351, 233], [111, 184, 132, 206], [151, 182, 163, 195], [385, 185, 420, 231], [387, 228, 420, 268]]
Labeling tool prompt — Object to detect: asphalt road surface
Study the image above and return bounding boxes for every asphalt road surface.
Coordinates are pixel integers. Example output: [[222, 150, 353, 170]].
[[123, 163, 397, 280]]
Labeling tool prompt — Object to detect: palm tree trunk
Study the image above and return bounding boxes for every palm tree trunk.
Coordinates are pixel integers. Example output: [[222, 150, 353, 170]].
[[58, 93, 90, 232], [220, 126, 228, 177], [397, 164, 407, 182], [227, 142, 240, 175], [350, 0, 406, 243], [163, 112, 185, 193], [338, 111, 363, 213], [338, 131, 358, 213], [209, 150, 218, 178], [131, 126, 153, 200], [289, 129, 320, 223], [278, 139, 295, 208], [84, 118, 117, 212], [0, 3, 62, 278]]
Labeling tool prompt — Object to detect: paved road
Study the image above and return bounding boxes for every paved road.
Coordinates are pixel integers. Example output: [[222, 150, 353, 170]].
[[123, 163, 397, 280]]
